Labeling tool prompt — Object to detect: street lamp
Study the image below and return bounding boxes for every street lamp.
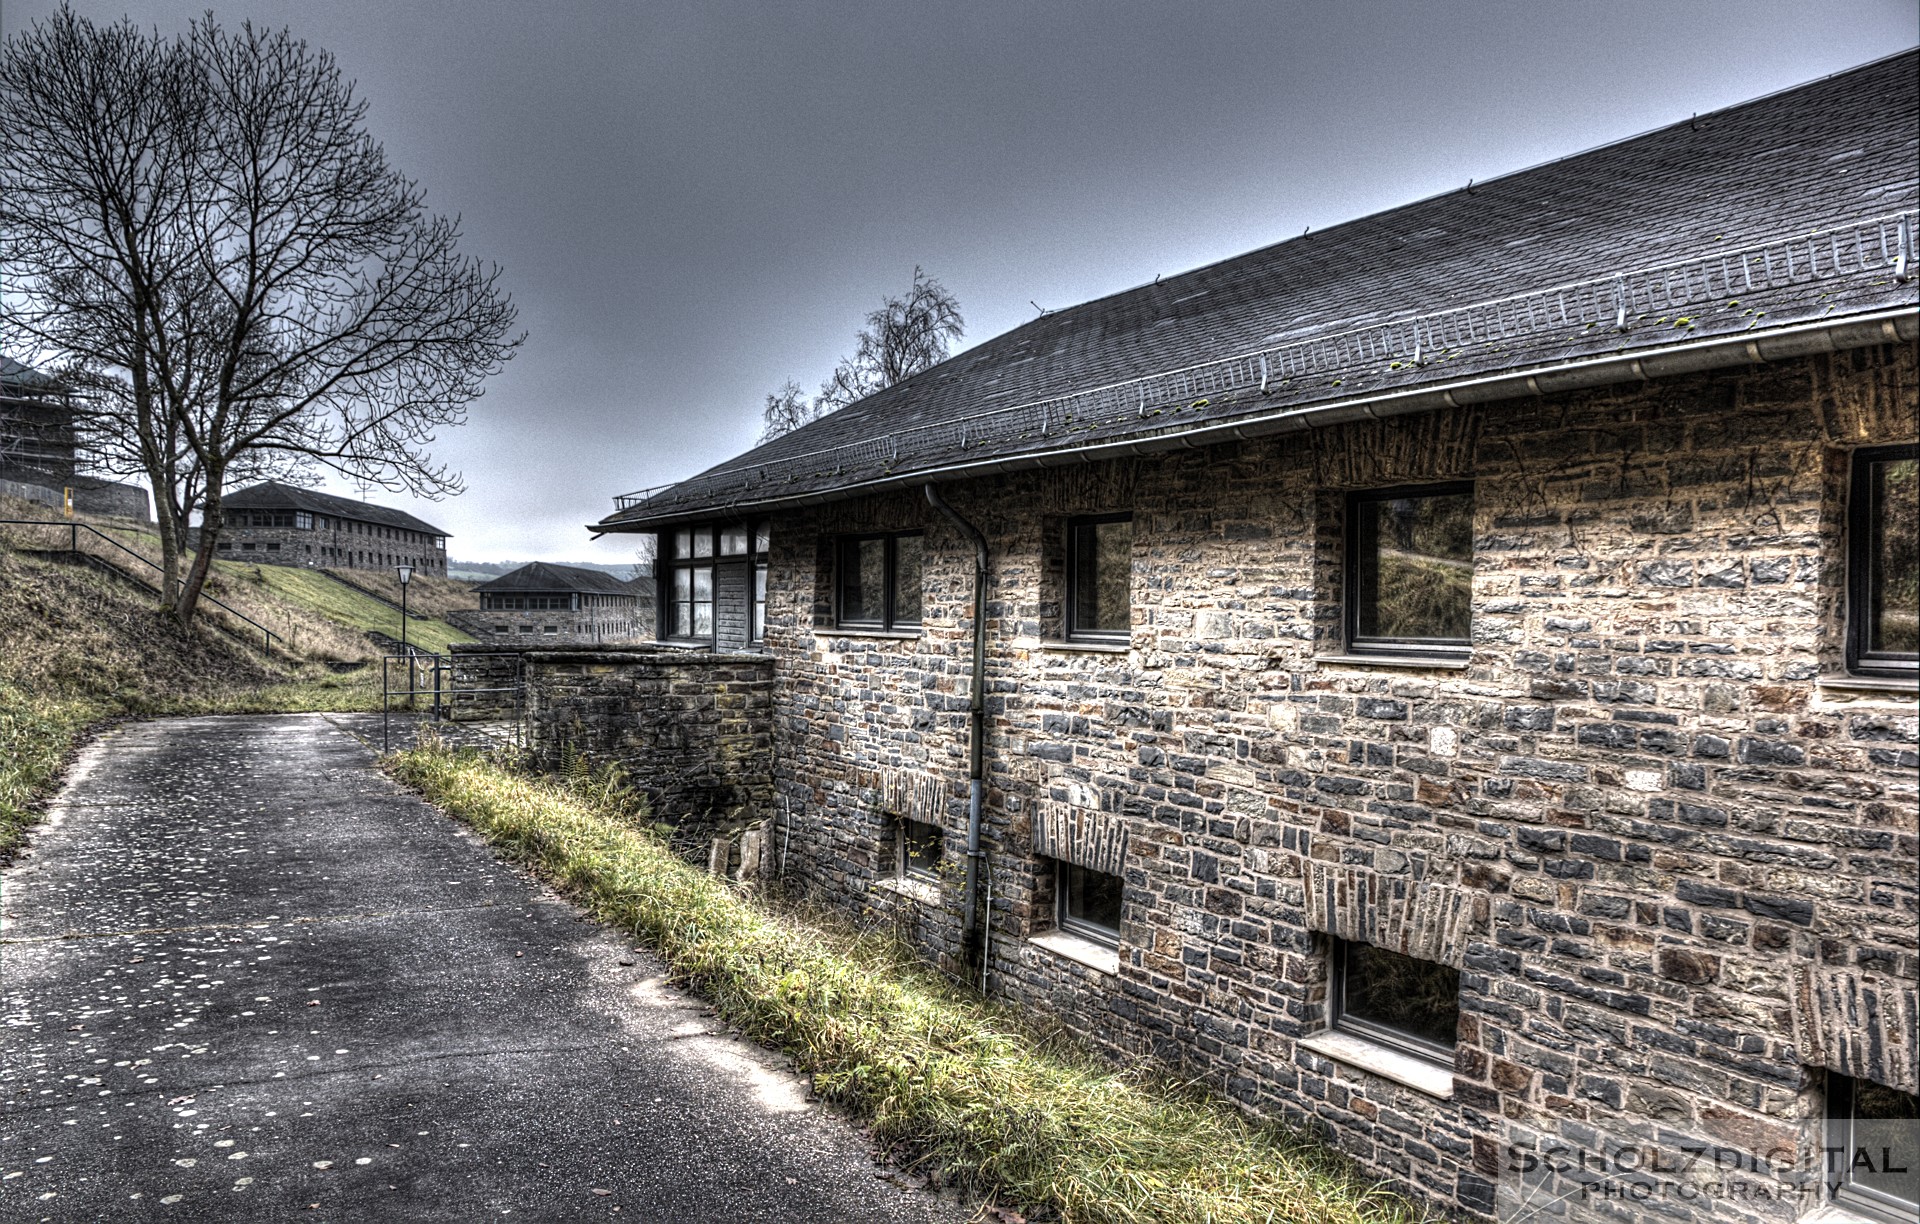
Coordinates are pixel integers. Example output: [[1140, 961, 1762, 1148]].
[[395, 564, 413, 654]]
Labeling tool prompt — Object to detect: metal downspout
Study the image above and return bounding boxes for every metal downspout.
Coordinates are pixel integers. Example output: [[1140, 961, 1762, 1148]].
[[925, 483, 990, 986]]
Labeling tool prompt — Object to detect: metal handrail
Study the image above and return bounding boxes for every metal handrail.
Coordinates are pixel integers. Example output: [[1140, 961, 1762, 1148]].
[[0, 517, 281, 651], [380, 650, 527, 752]]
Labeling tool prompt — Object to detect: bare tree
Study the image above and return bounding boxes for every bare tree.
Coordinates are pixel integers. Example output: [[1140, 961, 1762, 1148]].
[[759, 267, 963, 441], [0, 8, 520, 622]]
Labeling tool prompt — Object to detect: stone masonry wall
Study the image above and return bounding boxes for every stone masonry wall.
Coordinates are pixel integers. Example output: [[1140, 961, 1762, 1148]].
[[759, 345, 1918, 1222], [525, 646, 774, 847]]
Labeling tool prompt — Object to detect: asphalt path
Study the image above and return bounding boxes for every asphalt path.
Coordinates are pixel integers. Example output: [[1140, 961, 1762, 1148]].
[[1, 714, 970, 1223]]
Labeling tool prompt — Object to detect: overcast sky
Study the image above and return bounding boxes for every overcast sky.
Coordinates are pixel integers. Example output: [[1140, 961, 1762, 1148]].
[[7, 0, 1916, 564]]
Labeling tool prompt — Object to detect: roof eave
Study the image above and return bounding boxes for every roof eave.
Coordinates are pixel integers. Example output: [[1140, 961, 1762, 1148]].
[[589, 307, 1919, 534]]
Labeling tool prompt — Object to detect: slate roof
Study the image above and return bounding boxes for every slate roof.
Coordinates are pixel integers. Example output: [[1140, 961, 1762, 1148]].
[[473, 562, 641, 597], [0, 358, 64, 396], [224, 480, 451, 537], [599, 51, 1920, 532]]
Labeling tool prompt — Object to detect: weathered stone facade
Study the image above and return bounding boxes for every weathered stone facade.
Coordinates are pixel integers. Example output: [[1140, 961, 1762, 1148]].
[[524, 646, 774, 849], [734, 348, 1917, 1221], [212, 515, 448, 575]]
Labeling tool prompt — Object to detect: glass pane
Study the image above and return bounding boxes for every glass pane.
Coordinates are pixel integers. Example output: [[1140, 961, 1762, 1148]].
[[1061, 863, 1124, 936], [1869, 457, 1918, 656], [673, 600, 692, 636], [752, 565, 767, 641], [901, 820, 942, 878], [1072, 519, 1131, 635], [692, 566, 712, 601], [1846, 1079, 1920, 1204], [1342, 943, 1459, 1050], [893, 535, 923, 624], [692, 530, 714, 558], [720, 526, 749, 556], [693, 601, 713, 636], [1355, 490, 1473, 642], [841, 538, 886, 623], [753, 521, 771, 553], [673, 529, 692, 558], [673, 569, 691, 600]]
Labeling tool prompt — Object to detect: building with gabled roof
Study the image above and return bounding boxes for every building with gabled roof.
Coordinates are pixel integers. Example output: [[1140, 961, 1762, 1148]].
[[215, 480, 451, 575], [457, 561, 653, 644], [561, 54, 1918, 1223]]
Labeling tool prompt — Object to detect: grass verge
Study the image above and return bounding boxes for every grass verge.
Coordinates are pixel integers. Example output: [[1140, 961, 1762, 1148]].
[[0, 688, 109, 859], [387, 743, 1433, 1224]]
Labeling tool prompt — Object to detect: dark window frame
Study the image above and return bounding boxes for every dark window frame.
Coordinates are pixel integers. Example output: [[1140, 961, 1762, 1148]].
[[1329, 937, 1460, 1067], [1055, 860, 1124, 948], [1343, 480, 1475, 659], [896, 818, 943, 883], [1065, 513, 1133, 644], [659, 522, 769, 646], [835, 531, 924, 631], [1846, 444, 1919, 679], [1825, 1072, 1920, 1224]]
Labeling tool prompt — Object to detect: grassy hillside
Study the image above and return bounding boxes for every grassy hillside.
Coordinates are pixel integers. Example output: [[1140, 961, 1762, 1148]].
[[0, 497, 473, 858]]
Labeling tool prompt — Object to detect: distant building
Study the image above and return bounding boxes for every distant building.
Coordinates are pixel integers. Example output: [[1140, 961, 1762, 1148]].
[[0, 358, 151, 521], [215, 480, 449, 575], [458, 562, 653, 643]]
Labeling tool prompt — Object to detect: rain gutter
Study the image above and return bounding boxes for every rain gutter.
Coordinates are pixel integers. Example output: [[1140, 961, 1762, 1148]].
[[590, 308, 1917, 532]]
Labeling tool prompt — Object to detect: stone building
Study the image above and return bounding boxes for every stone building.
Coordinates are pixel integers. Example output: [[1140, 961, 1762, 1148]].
[[573, 56, 1917, 1224], [214, 480, 450, 576], [455, 562, 653, 644], [0, 358, 151, 520]]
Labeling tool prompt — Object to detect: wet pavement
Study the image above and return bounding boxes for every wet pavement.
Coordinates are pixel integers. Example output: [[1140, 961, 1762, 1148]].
[[1, 714, 967, 1222]]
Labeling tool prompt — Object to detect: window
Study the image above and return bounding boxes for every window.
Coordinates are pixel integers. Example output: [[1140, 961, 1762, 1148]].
[[897, 819, 942, 882], [1329, 939, 1459, 1065], [837, 532, 922, 630], [294, 511, 313, 530], [1826, 1073, 1919, 1224], [1346, 482, 1474, 657], [1056, 861, 1124, 947], [1067, 514, 1132, 642], [662, 522, 769, 645], [1848, 445, 1918, 679]]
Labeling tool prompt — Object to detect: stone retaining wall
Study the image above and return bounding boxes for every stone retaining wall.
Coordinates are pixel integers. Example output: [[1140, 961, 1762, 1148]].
[[523, 646, 774, 846]]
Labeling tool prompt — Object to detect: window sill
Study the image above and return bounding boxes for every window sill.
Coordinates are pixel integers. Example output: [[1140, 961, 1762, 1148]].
[[1028, 929, 1119, 976], [1297, 1030, 1455, 1099], [1314, 653, 1471, 671], [1038, 640, 1130, 654], [1816, 674, 1918, 696], [822, 627, 924, 641], [872, 874, 943, 905]]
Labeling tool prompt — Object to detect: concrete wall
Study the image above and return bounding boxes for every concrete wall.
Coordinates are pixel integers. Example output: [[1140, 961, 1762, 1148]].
[[749, 346, 1918, 1222]]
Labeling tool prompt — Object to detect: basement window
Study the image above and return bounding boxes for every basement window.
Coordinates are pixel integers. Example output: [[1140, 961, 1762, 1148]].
[[1847, 445, 1918, 680], [1825, 1073, 1919, 1224], [1066, 514, 1132, 643], [1056, 861, 1124, 947], [837, 532, 923, 631], [897, 819, 943, 883], [1346, 483, 1474, 658], [1330, 938, 1459, 1066]]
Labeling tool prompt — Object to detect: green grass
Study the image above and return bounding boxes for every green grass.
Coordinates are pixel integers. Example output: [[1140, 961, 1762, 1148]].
[[218, 562, 473, 655], [0, 688, 108, 859], [387, 744, 1434, 1224]]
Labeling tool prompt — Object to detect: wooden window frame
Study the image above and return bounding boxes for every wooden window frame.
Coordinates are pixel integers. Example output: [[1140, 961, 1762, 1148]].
[[1825, 1072, 1920, 1224], [1329, 937, 1459, 1066], [1055, 860, 1123, 948], [1343, 481, 1475, 659], [1065, 513, 1133, 644], [659, 522, 770, 647], [1846, 444, 1919, 680], [896, 818, 943, 883], [835, 531, 923, 631]]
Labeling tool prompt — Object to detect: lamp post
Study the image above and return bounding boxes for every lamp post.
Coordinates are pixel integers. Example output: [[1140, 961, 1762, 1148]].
[[395, 564, 413, 653]]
